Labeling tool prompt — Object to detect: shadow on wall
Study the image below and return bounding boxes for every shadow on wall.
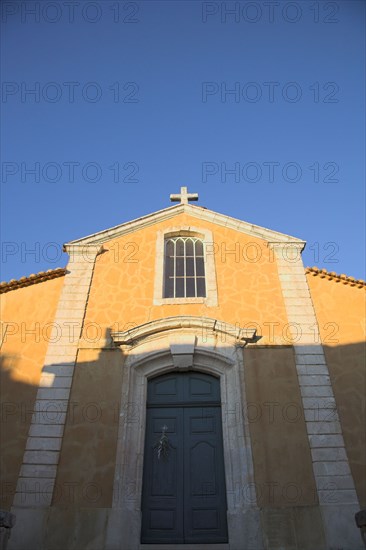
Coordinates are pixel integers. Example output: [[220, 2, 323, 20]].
[[0, 353, 40, 511], [1, 333, 365, 549], [322, 341, 366, 509]]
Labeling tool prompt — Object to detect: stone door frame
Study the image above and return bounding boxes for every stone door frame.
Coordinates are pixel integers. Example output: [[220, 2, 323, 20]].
[[106, 318, 262, 550]]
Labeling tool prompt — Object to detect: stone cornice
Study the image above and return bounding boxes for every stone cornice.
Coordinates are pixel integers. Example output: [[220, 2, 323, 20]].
[[63, 243, 104, 256], [305, 267, 365, 288], [64, 203, 305, 247], [0, 268, 66, 294], [268, 241, 305, 250], [65, 204, 185, 246], [111, 316, 258, 348]]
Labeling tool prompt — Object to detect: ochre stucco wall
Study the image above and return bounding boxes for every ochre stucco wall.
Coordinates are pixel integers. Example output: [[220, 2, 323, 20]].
[[54, 214, 316, 507], [244, 346, 318, 508], [307, 273, 366, 506], [53, 349, 123, 508], [0, 276, 65, 509], [81, 212, 289, 347], [2, 213, 364, 526]]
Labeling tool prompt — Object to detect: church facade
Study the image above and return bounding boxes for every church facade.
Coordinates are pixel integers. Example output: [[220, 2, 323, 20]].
[[1, 189, 365, 550]]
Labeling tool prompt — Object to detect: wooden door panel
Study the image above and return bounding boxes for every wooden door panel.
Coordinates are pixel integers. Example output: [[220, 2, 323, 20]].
[[190, 441, 216, 495], [148, 374, 184, 405], [141, 373, 228, 544], [184, 407, 228, 543], [141, 408, 184, 543], [185, 374, 221, 403]]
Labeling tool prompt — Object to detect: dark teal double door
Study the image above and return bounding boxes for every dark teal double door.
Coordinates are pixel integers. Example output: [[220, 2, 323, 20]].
[[141, 372, 228, 544]]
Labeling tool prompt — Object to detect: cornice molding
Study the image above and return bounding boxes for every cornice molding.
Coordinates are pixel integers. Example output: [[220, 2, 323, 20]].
[[111, 316, 258, 348], [64, 204, 305, 248], [63, 243, 104, 257]]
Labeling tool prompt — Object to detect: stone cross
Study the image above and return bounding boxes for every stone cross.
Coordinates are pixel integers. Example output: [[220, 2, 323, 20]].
[[170, 186, 199, 205]]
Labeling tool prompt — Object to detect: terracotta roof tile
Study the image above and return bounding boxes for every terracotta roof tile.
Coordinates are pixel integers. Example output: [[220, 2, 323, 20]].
[[305, 267, 365, 288], [0, 268, 66, 293]]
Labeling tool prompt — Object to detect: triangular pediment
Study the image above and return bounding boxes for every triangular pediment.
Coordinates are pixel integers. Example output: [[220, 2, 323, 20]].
[[64, 203, 305, 251]]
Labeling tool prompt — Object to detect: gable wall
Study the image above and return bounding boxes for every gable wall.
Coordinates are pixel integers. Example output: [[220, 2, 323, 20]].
[[81, 212, 290, 346], [54, 212, 318, 518]]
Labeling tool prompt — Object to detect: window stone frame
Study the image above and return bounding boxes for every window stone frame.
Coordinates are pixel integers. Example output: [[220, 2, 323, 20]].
[[153, 226, 218, 306]]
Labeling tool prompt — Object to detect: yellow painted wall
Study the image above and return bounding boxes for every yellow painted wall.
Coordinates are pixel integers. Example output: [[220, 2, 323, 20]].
[[306, 273, 365, 347], [0, 276, 65, 509], [53, 349, 123, 508], [82, 212, 289, 346], [65, 213, 318, 508], [244, 346, 318, 507], [307, 273, 366, 506]]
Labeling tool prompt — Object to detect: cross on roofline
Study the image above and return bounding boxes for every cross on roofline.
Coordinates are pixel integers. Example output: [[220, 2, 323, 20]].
[[170, 186, 199, 205]]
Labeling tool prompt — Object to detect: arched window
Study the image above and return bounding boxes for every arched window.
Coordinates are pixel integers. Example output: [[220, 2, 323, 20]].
[[164, 237, 206, 298]]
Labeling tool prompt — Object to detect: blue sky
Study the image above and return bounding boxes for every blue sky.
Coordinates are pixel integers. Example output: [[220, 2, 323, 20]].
[[1, 0, 365, 281]]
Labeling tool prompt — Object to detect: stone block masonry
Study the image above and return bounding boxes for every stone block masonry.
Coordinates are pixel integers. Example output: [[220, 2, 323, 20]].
[[272, 243, 362, 549], [13, 246, 102, 509]]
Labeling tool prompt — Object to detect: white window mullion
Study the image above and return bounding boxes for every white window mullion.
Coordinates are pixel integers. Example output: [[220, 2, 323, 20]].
[[183, 238, 187, 297], [193, 239, 197, 297], [173, 239, 176, 298], [158, 230, 217, 305]]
